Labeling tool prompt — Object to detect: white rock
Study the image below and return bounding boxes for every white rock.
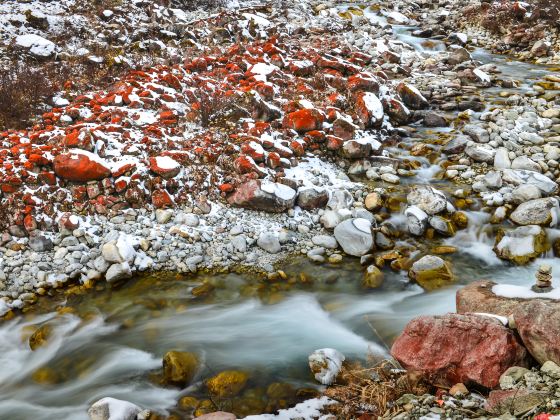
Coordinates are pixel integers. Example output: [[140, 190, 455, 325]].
[[311, 235, 338, 249], [333, 218, 374, 257], [257, 232, 281, 254], [105, 262, 132, 284]]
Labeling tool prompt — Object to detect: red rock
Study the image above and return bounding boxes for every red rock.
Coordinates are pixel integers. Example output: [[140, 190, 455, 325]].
[[149, 156, 181, 179], [227, 179, 296, 213], [240, 142, 265, 162], [348, 72, 380, 93], [326, 135, 344, 151], [332, 118, 357, 141], [391, 313, 531, 389], [396, 82, 429, 110], [282, 109, 324, 133], [53, 152, 111, 182], [234, 155, 265, 177], [514, 300, 560, 365], [355, 92, 384, 128], [58, 212, 80, 232], [218, 183, 234, 193], [383, 98, 411, 125], [485, 389, 547, 415], [64, 129, 93, 151], [152, 189, 173, 208]]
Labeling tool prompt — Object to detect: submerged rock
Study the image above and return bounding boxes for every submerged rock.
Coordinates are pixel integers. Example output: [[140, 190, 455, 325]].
[[207, 370, 249, 398], [407, 186, 448, 215], [163, 351, 199, 387], [391, 313, 530, 389]]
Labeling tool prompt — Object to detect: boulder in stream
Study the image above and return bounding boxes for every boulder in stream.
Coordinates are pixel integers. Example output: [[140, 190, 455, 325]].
[[408, 255, 454, 291], [88, 397, 142, 420], [494, 225, 548, 265]]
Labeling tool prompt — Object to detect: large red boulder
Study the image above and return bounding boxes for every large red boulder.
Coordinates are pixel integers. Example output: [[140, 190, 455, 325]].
[[355, 92, 384, 128], [391, 313, 531, 389], [514, 300, 560, 365], [457, 281, 560, 366], [282, 109, 324, 133], [53, 152, 111, 182], [227, 180, 296, 213]]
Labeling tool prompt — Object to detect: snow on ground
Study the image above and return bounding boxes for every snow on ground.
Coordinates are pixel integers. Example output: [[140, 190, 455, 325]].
[[493, 284, 560, 300], [243, 397, 335, 420]]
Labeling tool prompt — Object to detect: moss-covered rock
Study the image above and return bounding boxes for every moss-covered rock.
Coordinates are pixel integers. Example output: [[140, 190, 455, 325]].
[[162, 351, 199, 387], [494, 225, 549, 265], [207, 370, 249, 399], [408, 255, 454, 291], [28, 323, 52, 351], [362, 265, 384, 289]]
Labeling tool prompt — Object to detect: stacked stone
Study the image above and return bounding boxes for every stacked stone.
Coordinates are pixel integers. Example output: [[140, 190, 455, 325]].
[[532, 264, 553, 293]]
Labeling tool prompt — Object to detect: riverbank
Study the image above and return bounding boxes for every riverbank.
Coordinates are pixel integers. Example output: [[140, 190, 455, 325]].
[[1, 0, 560, 419]]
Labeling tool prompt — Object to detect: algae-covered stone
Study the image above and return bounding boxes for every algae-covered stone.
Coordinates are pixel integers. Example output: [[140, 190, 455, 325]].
[[494, 225, 548, 265], [178, 396, 199, 411], [408, 255, 454, 291], [32, 366, 59, 385], [207, 370, 249, 398], [29, 323, 52, 351], [163, 351, 199, 386], [362, 265, 383, 289]]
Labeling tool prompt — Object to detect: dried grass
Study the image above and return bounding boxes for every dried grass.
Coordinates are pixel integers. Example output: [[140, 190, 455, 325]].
[[324, 359, 431, 419]]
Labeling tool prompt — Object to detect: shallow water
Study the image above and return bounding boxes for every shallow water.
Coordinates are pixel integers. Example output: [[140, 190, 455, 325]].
[[2, 9, 559, 420]]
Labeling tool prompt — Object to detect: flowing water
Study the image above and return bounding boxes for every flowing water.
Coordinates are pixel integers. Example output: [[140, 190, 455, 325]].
[[1, 8, 559, 420]]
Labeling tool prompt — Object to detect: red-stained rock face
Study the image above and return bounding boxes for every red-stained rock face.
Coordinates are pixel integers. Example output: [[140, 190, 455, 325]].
[[282, 109, 324, 133], [227, 179, 296, 213], [53, 152, 111, 182], [391, 313, 531, 389]]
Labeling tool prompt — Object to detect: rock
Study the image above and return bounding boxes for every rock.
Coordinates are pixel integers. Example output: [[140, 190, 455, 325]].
[[54, 151, 111, 182], [228, 180, 296, 213], [442, 135, 469, 154], [391, 313, 530, 389], [149, 156, 181, 179], [311, 235, 338, 249], [541, 361, 560, 379], [502, 169, 558, 195], [327, 189, 354, 211], [510, 198, 559, 226], [283, 109, 324, 133], [88, 397, 141, 420], [15, 34, 55, 58], [514, 300, 560, 365], [383, 98, 411, 125], [155, 209, 173, 224], [396, 82, 429, 110], [105, 262, 132, 284], [363, 265, 383, 288], [449, 383, 469, 397], [511, 184, 541, 204], [195, 412, 236, 420], [257, 232, 281, 254], [429, 215, 456, 236], [207, 370, 249, 398], [332, 118, 357, 140], [407, 186, 447, 215], [341, 139, 374, 158], [333, 218, 374, 257], [163, 351, 199, 386], [485, 389, 548, 415], [494, 147, 511, 169], [297, 187, 329, 210], [408, 255, 454, 291], [465, 143, 496, 163], [456, 280, 521, 316], [511, 156, 542, 172], [447, 47, 471, 65], [494, 225, 548, 264], [28, 234, 53, 252], [463, 124, 489, 143], [531, 40, 551, 57], [500, 366, 529, 389], [405, 205, 429, 236], [308, 348, 345, 385], [355, 92, 384, 128], [423, 112, 447, 127], [365, 192, 383, 211]]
